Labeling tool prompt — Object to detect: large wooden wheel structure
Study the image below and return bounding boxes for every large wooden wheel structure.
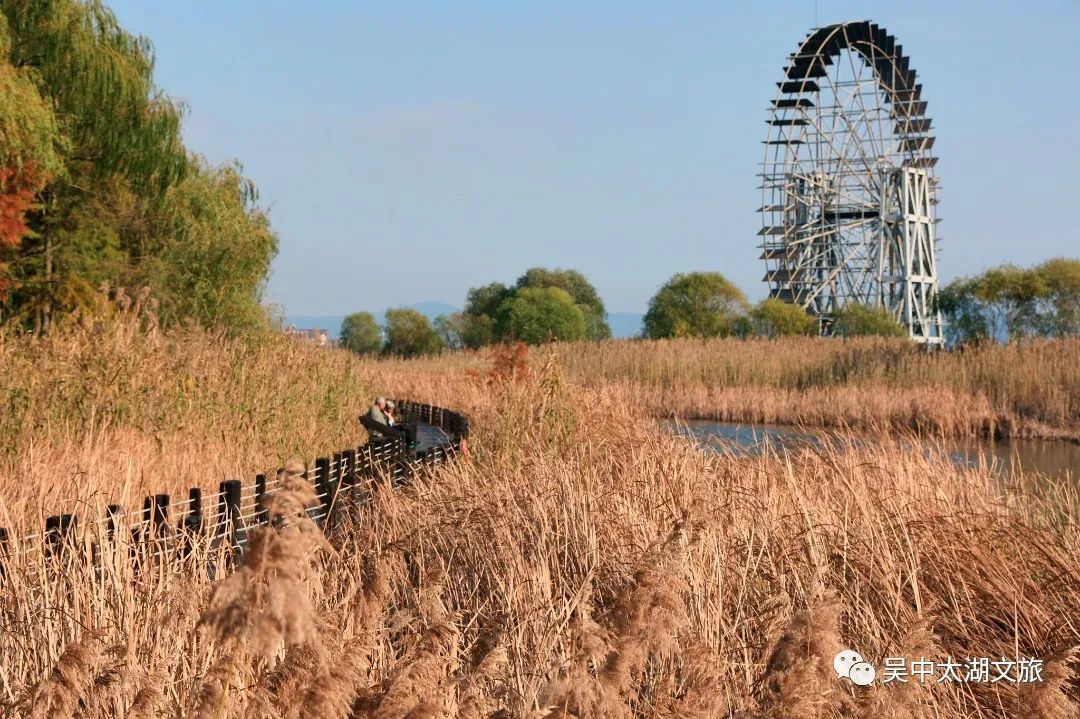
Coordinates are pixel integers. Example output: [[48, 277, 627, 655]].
[[760, 20, 943, 343]]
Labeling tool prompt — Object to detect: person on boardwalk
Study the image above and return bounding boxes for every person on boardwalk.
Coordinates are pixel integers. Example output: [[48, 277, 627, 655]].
[[369, 397, 389, 424], [361, 397, 390, 438], [384, 400, 420, 448]]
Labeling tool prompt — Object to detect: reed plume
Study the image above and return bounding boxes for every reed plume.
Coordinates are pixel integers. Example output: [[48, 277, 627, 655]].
[[1017, 644, 1079, 719], [756, 592, 844, 719], [127, 669, 169, 719], [194, 475, 331, 717], [27, 632, 105, 719], [371, 573, 460, 719]]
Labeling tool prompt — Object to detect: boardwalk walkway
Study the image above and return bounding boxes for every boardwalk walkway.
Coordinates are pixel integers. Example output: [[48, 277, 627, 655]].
[[413, 421, 450, 456]]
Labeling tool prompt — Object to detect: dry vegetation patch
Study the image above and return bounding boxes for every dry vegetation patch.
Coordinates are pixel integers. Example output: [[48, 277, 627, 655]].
[[0, 319, 1078, 717], [553, 337, 1080, 440], [1, 338, 1078, 718]]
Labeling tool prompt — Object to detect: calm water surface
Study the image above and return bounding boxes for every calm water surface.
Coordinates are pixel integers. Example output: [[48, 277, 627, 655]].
[[666, 420, 1079, 485]]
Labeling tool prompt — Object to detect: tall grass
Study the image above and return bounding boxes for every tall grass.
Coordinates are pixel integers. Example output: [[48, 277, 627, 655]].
[[553, 337, 1080, 440], [0, 341, 1077, 717], [0, 297, 384, 528]]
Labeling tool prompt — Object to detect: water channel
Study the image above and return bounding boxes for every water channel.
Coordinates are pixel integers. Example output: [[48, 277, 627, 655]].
[[667, 420, 1079, 485]]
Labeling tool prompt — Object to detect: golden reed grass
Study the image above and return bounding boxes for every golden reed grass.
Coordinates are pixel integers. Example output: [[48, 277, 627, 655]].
[[0, 315, 1077, 717], [551, 336, 1080, 441]]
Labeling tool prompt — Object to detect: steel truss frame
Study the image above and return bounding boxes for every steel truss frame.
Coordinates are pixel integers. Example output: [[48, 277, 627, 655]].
[[760, 20, 943, 343]]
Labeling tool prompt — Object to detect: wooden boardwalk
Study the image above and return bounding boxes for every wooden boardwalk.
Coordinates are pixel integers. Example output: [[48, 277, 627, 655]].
[[413, 421, 450, 456], [0, 400, 469, 557]]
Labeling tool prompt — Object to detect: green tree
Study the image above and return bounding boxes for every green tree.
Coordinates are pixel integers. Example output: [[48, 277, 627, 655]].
[[0, 1, 285, 336], [464, 281, 512, 318], [515, 267, 611, 340], [459, 312, 495, 350], [749, 297, 818, 337], [429, 310, 464, 349], [2, 0, 188, 329], [504, 286, 587, 344], [938, 277, 992, 345], [939, 259, 1080, 343], [461, 281, 512, 347], [132, 160, 277, 332], [0, 11, 63, 301], [0, 10, 60, 168], [1033, 258, 1080, 336], [974, 264, 1046, 339], [339, 311, 382, 355], [830, 303, 907, 338], [643, 272, 749, 339], [384, 307, 443, 357]]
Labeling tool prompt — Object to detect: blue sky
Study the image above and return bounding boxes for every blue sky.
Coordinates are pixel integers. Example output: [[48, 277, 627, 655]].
[[109, 1, 1079, 315]]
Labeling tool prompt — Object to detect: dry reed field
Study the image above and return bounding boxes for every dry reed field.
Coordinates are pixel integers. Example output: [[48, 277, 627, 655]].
[[554, 337, 1080, 441], [0, 297, 380, 528], [1, 313, 1078, 718]]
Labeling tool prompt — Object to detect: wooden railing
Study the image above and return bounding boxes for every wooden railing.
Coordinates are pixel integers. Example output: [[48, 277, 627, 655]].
[[0, 400, 468, 568]]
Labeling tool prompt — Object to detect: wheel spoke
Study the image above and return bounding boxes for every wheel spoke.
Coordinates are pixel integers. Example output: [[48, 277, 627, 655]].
[[760, 21, 942, 342]]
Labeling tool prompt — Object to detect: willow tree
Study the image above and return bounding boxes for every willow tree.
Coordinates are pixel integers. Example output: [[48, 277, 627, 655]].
[[135, 160, 278, 333], [0, 12, 63, 303], [1, 0, 186, 329]]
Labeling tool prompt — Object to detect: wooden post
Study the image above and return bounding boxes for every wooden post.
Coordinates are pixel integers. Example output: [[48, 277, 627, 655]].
[[222, 480, 242, 546], [106, 504, 122, 540], [0, 527, 8, 580], [45, 515, 60, 557], [62, 514, 77, 553], [342, 449, 357, 491], [314, 457, 334, 527], [46, 514, 76, 559], [153, 494, 169, 535], [187, 488, 203, 528], [181, 488, 202, 557], [255, 474, 267, 525]]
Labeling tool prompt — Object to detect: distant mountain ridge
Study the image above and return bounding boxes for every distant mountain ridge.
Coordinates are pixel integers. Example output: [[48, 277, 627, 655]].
[[285, 302, 644, 340]]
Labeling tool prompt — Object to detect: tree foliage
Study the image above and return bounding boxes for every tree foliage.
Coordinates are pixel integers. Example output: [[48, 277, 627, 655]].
[[339, 311, 382, 355], [0, 12, 64, 295], [643, 272, 749, 339], [503, 286, 587, 344], [384, 308, 443, 357], [0, 0, 275, 333], [514, 267, 610, 340], [461, 281, 512, 348], [3, 0, 186, 192], [461, 268, 608, 346], [830, 303, 907, 338], [464, 282, 512, 321], [0, 15, 63, 181], [1036, 258, 1080, 336], [939, 259, 1080, 343], [434, 312, 468, 351], [136, 161, 276, 331], [749, 297, 818, 337]]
